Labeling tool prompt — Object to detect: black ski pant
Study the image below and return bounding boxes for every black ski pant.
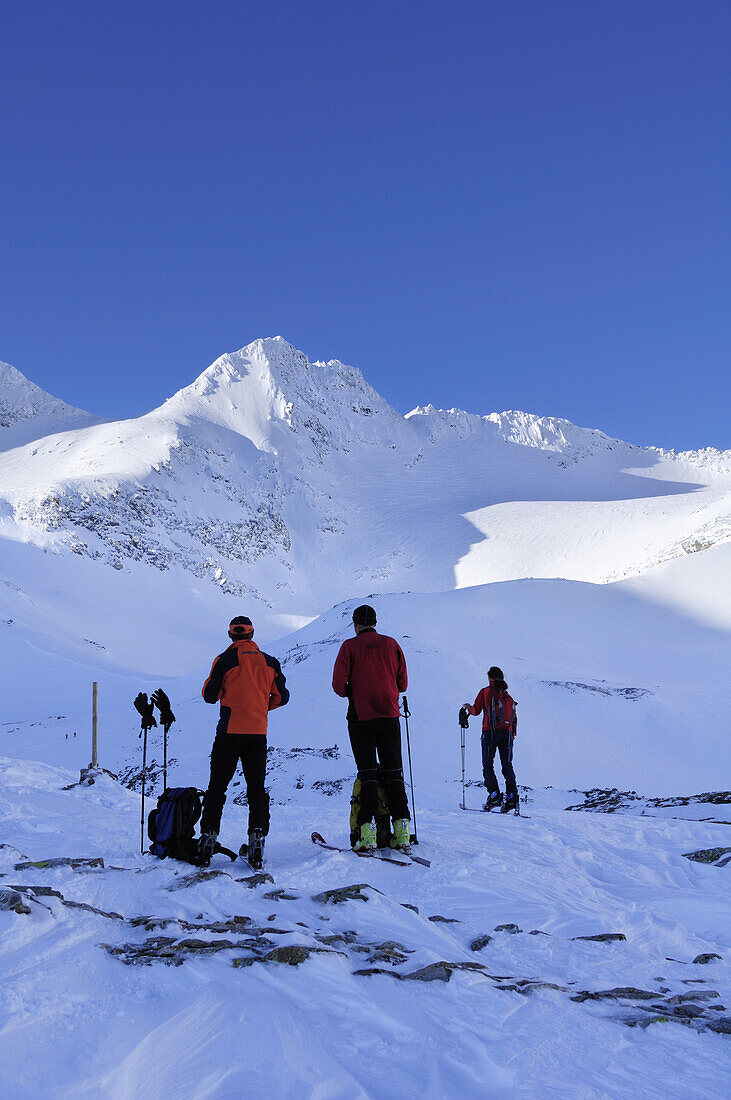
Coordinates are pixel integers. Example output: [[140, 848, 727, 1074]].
[[348, 716, 410, 826], [481, 729, 517, 797], [201, 733, 269, 837]]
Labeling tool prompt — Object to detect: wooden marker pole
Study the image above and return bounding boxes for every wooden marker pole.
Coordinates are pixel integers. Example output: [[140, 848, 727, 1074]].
[[91, 682, 98, 769]]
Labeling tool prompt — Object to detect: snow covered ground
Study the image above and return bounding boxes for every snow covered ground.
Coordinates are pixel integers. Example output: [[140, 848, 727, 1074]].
[[1, 338, 729, 1095], [0, 757, 729, 1099]]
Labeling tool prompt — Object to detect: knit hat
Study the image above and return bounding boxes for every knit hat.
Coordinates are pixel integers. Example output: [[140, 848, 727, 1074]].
[[352, 604, 377, 627], [229, 615, 254, 638]]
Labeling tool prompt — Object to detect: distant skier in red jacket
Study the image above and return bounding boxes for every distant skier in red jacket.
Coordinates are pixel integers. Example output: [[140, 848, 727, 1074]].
[[460, 666, 519, 813], [332, 604, 411, 851]]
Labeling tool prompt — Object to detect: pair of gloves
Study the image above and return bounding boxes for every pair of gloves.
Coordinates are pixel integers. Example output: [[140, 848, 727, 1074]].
[[134, 689, 176, 733]]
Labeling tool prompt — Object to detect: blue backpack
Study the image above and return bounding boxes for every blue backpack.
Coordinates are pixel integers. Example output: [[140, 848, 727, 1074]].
[[147, 787, 235, 864]]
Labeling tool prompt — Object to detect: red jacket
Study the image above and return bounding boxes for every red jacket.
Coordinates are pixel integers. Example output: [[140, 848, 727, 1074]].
[[202, 639, 289, 735], [466, 686, 517, 735], [332, 628, 407, 721]]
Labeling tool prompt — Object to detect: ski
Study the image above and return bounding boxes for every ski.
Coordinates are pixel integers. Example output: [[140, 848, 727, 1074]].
[[310, 831, 429, 867], [459, 804, 531, 819]]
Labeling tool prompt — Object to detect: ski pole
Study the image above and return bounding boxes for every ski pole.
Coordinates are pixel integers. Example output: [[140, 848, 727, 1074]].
[[163, 725, 167, 792], [140, 725, 147, 855], [133, 692, 157, 855], [458, 707, 470, 809], [401, 695, 418, 843]]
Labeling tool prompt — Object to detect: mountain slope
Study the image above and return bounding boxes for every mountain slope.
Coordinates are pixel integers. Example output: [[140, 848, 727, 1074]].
[[0, 338, 729, 676]]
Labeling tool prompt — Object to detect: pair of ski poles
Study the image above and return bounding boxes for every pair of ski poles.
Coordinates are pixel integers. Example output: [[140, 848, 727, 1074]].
[[135, 691, 176, 854]]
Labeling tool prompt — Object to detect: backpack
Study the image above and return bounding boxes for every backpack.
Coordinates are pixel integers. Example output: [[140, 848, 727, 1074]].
[[147, 787, 236, 865], [349, 777, 393, 849], [489, 691, 516, 733]]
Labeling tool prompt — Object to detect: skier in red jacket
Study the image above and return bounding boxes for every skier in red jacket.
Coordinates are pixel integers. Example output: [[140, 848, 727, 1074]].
[[332, 604, 411, 851], [460, 665, 519, 813]]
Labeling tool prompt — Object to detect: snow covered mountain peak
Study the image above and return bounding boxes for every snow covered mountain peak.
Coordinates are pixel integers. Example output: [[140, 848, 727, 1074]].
[[0, 360, 90, 429], [161, 337, 405, 452]]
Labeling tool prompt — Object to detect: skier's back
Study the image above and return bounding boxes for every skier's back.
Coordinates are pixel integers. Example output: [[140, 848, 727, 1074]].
[[332, 604, 411, 850], [199, 615, 289, 867]]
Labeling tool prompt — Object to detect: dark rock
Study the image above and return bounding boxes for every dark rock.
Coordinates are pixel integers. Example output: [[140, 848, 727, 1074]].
[[63, 899, 124, 920], [263, 889, 299, 901], [529, 930, 550, 936], [4, 885, 64, 899], [313, 883, 373, 905], [671, 1004, 706, 1019], [315, 932, 357, 947], [367, 941, 411, 965], [682, 847, 731, 865], [401, 903, 419, 914], [707, 1017, 731, 1034], [0, 889, 30, 915], [14, 857, 104, 871], [572, 987, 659, 1003], [237, 872, 275, 888], [428, 915, 462, 924], [666, 991, 721, 1004], [353, 967, 402, 979], [168, 869, 232, 890], [404, 962, 453, 983], [572, 933, 626, 943], [494, 923, 522, 934], [470, 935, 493, 952], [258, 945, 347, 966], [693, 953, 723, 964]]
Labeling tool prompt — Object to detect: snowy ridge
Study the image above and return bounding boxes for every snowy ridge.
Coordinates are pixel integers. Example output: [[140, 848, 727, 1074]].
[[0, 360, 89, 428], [0, 337, 729, 658]]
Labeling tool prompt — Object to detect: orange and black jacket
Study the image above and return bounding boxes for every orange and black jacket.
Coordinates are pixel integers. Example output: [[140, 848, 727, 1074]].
[[202, 638, 289, 736]]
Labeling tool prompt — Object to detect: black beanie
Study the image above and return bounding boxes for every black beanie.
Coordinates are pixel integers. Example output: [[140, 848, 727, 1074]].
[[352, 604, 377, 627]]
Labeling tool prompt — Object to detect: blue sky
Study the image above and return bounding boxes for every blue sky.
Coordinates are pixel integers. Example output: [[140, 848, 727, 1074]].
[[1, 0, 728, 449]]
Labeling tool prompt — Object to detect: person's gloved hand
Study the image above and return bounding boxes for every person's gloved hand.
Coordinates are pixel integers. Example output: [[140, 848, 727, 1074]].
[[151, 688, 176, 732], [459, 706, 470, 728], [134, 692, 157, 732]]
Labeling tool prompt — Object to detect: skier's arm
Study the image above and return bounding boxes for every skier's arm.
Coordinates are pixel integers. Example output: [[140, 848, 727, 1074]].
[[464, 688, 485, 717], [332, 646, 351, 698], [396, 643, 408, 693], [202, 649, 237, 703], [265, 654, 290, 709], [512, 704, 517, 739]]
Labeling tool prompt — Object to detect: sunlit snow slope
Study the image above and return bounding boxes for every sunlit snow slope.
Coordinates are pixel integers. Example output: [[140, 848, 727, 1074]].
[[0, 338, 729, 678]]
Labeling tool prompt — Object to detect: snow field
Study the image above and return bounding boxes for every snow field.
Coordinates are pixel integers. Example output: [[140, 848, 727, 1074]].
[[0, 758, 729, 1098]]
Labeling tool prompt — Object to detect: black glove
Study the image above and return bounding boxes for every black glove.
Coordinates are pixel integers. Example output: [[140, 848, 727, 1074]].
[[151, 688, 176, 733], [459, 706, 470, 728], [134, 692, 157, 732]]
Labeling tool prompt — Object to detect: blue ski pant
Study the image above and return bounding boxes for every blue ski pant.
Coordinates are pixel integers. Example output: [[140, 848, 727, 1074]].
[[481, 729, 517, 797]]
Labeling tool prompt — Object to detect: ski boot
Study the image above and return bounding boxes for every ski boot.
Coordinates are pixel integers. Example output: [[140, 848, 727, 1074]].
[[501, 791, 519, 814], [354, 820, 377, 852], [390, 818, 410, 850], [247, 828, 265, 869], [482, 790, 502, 812], [198, 831, 218, 867]]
